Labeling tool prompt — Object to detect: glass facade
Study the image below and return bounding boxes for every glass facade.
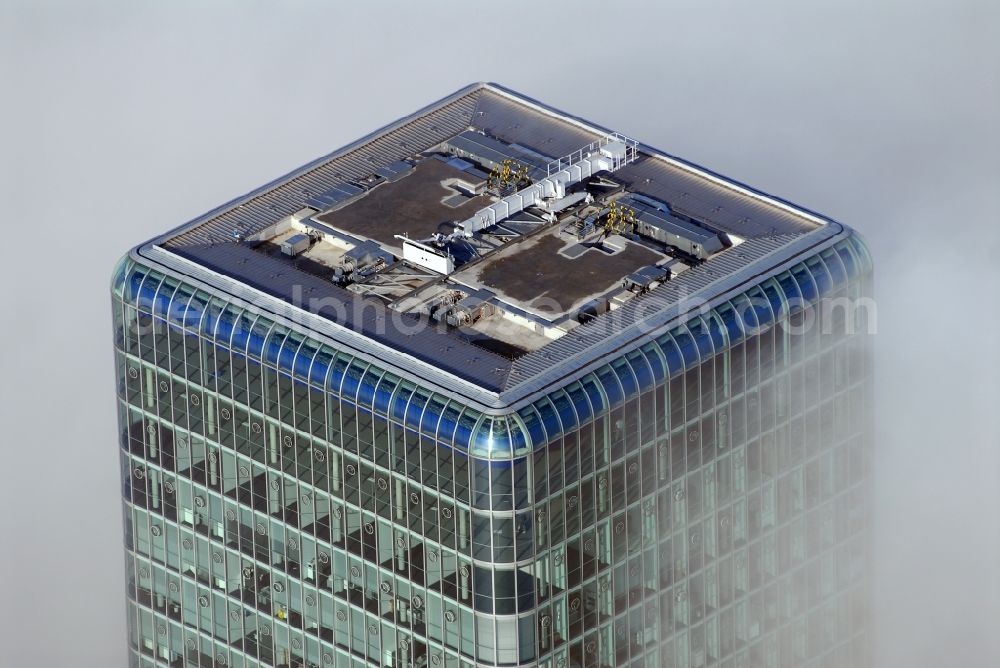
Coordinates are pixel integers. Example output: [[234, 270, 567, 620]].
[[112, 232, 873, 668]]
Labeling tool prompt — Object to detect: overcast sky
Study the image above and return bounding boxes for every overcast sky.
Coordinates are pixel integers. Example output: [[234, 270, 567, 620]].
[[1, 1, 998, 666]]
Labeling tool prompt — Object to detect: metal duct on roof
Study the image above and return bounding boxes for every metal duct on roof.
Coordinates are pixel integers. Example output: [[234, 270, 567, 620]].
[[451, 135, 637, 241], [442, 130, 553, 181], [621, 195, 726, 260]]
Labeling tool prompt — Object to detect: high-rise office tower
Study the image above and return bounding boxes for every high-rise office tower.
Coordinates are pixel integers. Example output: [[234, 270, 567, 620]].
[[112, 83, 873, 668]]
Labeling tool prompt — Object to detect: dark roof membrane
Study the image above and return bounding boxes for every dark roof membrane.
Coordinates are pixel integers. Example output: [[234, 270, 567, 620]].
[[146, 83, 835, 404]]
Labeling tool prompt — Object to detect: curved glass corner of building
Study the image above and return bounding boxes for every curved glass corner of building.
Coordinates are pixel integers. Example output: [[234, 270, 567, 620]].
[[110, 252, 135, 299], [113, 231, 874, 668], [843, 226, 875, 277], [515, 233, 873, 450], [113, 259, 547, 666], [115, 259, 528, 462], [468, 416, 531, 459], [514, 233, 874, 667]]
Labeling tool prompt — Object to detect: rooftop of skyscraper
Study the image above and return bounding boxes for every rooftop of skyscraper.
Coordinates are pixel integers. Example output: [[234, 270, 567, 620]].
[[134, 82, 846, 406]]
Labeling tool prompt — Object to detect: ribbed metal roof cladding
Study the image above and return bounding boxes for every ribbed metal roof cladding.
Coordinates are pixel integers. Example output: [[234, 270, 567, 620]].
[[470, 90, 817, 237], [143, 82, 839, 410], [167, 240, 512, 393], [502, 228, 841, 399], [162, 89, 482, 248]]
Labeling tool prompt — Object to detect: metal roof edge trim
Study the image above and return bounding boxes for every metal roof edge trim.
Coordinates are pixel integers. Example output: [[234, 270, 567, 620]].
[[132, 243, 511, 411], [480, 83, 836, 230], [141, 82, 489, 250], [124, 82, 856, 413], [493, 222, 853, 412]]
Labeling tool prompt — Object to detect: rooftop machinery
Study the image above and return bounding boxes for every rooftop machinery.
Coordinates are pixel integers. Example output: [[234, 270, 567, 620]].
[[400, 134, 639, 274]]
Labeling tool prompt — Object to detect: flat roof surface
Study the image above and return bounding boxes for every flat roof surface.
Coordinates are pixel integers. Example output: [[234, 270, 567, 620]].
[[314, 158, 490, 251], [141, 83, 841, 407], [460, 228, 663, 318]]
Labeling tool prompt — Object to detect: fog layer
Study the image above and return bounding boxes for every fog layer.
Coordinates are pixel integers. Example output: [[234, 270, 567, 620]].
[[0, 1, 997, 666]]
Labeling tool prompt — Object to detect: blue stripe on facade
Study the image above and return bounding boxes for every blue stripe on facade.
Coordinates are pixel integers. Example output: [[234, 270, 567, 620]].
[[115, 231, 871, 458]]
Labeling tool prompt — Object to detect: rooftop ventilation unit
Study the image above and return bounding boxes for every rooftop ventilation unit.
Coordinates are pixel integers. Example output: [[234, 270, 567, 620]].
[[392, 136, 637, 275], [280, 234, 312, 257], [333, 240, 396, 284], [445, 291, 496, 328], [342, 240, 394, 269], [443, 131, 552, 182], [622, 265, 670, 294], [620, 195, 726, 260], [397, 236, 455, 274], [448, 135, 638, 240]]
